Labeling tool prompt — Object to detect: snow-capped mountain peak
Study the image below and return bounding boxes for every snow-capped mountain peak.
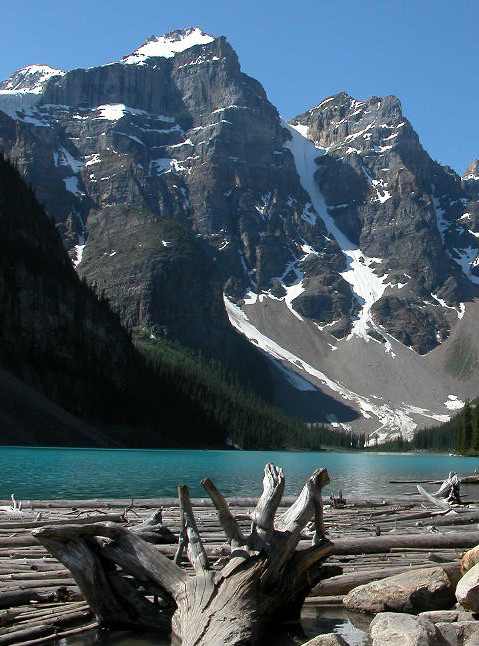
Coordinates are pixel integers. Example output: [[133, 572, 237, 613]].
[[0, 64, 64, 94], [463, 159, 479, 181], [122, 27, 215, 65]]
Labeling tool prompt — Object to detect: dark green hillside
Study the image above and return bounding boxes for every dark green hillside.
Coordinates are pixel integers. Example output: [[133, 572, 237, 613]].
[[134, 334, 343, 450], [0, 153, 326, 449], [77, 204, 277, 403]]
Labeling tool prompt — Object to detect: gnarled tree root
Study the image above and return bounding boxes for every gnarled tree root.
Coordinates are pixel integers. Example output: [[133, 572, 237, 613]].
[[33, 464, 336, 646]]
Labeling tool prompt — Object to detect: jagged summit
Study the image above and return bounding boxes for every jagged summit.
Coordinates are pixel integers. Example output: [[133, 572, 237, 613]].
[[0, 64, 64, 94], [463, 159, 479, 180], [122, 27, 215, 64], [1, 37, 479, 442]]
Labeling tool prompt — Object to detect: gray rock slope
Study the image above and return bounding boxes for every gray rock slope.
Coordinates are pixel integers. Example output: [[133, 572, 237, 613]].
[[1, 28, 479, 440]]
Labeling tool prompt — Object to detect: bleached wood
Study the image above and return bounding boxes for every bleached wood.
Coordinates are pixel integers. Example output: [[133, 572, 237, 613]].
[[178, 485, 210, 574], [250, 463, 285, 545], [417, 484, 457, 510], [33, 464, 335, 646], [201, 477, 245, 550]]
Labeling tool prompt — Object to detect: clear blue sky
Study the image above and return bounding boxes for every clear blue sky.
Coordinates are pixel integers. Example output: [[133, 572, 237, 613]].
[[1, 0, 477, 174]]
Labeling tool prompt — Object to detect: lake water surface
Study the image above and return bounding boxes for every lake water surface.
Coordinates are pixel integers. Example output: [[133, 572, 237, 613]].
[[2, 447, 479, 500], [3, 447, 478, 646]]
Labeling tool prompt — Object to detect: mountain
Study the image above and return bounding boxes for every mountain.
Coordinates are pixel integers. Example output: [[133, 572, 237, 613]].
[[1, 28, 479, 442], [0, 151, 315, 449], [463, 159, 479, 200], [0, 150, 148, 444]]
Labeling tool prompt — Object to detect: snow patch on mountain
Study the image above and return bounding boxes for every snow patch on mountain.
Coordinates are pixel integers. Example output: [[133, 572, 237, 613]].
[[73, 241, 85, 267], [340, 252, 389, 338], [433, 189, 479, 285], [445, 395, 464, 411], [269, 357, 318, 392], [63, 177, 84, 197], [123, 28, 215, 65], [283, 120, 389, 340], [0, 65, 65, 122], [0, 90, 41, 121], [54, 147, 84, 174], [225, 295, 451, 441], [150, 158, 188, 175], [431, 293, 466, 319], [0, 65, 64, 93]]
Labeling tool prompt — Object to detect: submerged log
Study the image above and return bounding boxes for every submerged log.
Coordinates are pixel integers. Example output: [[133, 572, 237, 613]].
[[33, 464, 336, 646]]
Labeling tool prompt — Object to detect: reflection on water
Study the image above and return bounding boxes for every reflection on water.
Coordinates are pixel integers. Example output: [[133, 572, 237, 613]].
[[2, 446, 479, 500], [57, 607, 370, 646]]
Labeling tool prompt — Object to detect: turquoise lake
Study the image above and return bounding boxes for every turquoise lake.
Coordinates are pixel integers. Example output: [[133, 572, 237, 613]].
[[3, 447, 478, 646], [2, 446, 479, 500]]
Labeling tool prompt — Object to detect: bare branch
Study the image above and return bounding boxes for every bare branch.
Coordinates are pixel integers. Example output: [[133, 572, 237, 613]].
[[276, 468, 329, 537], [178, 485, 210, 574], [260, 469, 330, 588], [201, 477, 245, 550], [130, 508, 176, 544], [250, 464, 285, 546], [174, 487, 187, 566], [33, 522, 188, 596]]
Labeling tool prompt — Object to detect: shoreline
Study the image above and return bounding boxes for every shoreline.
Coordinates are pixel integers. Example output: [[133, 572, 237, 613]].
[[0, 493, 475, 644]]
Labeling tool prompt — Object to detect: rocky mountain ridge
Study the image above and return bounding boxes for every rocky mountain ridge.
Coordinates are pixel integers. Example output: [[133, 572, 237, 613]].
[[1, 28, 479, 441]]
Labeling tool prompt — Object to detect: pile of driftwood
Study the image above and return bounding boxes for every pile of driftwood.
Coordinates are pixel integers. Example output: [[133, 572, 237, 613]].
[[1, 467, 479, 645]]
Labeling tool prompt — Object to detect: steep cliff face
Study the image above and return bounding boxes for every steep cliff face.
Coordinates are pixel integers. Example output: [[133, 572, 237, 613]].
[[289, 93, 479, 353], [463, 159, 479, 201], [0, 29, 345, 357], [2, 29, 479, 441]]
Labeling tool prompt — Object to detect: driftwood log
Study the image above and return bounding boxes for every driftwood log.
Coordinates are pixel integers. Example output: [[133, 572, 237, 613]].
[[33, 464, 335, 646], [417, 472, 462, 510]]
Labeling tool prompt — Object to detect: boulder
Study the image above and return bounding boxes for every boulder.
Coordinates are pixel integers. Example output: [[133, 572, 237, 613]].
[[302, 634, 349, 646], [461, 545, 479, 574], [462, 621, 479, 645], [420, 608, 479, 645], [456, 562, 479, 612], [344, 566, 454, 614], [420, 609, 475, 624], [435, 620, 479, 646], [370, 612, 448, 646]]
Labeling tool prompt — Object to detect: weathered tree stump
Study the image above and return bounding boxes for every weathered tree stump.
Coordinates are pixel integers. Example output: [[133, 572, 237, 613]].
[[32, 464, 335, 646]]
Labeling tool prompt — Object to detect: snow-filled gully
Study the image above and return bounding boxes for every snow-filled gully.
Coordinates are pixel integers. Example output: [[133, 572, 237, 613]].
[[224, 122, 460, 440], [282, 121, 388, 341]]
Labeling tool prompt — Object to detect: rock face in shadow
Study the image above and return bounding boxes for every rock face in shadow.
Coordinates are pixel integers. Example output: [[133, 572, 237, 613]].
[[0, 152, 164, 444]]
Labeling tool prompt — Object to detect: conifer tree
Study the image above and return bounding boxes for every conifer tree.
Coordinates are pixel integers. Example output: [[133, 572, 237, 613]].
[[471, 402, 479, 454], [460, 400, 473, 454]]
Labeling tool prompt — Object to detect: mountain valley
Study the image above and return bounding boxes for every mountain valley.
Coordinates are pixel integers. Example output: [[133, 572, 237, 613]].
[[1, 27, 479, 443]]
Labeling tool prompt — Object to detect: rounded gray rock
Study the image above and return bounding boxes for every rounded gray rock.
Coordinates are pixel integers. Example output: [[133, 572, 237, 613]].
[[456, 561, 479, 612], [370, 612, 448, 646], [344, 566, 454, 614], [302, 634, 349, 646]]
